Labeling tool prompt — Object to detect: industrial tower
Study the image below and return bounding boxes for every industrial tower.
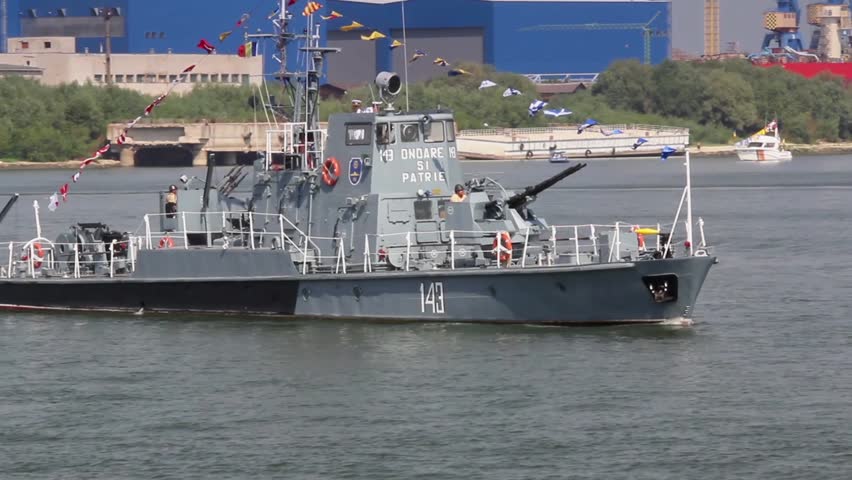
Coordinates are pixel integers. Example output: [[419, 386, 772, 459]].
[[704, 0, 720, 57], [808, 1, 852, 61]]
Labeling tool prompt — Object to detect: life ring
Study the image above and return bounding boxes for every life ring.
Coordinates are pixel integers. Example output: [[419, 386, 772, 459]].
[[585, 149, 592, 158], [525, 150, 534, 159], [21, 242, 45, 269], [492, 232, 512, 265], [158, 236, 175, 249], [322, 157, 341, 186]]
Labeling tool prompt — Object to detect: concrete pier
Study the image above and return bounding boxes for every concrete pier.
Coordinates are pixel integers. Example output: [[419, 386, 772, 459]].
[[107, 122, 287, 167], [456, 124, 690, 160]]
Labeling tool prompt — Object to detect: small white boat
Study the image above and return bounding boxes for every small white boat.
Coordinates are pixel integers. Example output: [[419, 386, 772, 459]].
[[549, 151, 570, 163], [736, 122, 792, 162]]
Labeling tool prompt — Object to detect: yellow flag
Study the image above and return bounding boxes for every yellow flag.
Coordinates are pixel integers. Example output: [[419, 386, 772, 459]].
[[218, 30, 233, 42], [390, 39, 404, 49], [360, 31, 387, 41], [341, 21, 364, 32], [321, 11, 343, 20]]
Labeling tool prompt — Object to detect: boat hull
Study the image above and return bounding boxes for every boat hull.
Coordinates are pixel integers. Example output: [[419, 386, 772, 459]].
[[736, 148, 792, 162], [0, 256, 715, 325]]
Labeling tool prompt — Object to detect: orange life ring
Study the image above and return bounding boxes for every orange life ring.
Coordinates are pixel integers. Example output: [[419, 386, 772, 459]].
[[22, 242, 45, 268], [158, 236, 175, 249], [322, 157, 341, 186], [492, 232, 512, 265]]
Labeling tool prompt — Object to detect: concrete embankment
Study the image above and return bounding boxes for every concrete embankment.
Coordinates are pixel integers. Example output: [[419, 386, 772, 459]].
[[0, 160, 120, 170]]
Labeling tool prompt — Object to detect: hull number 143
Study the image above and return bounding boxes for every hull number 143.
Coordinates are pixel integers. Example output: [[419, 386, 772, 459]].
[[420, 282, 445, 314]]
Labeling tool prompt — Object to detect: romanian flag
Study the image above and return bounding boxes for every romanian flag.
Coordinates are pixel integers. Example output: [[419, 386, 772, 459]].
[[390, 39, 404, 50], [360, 31, 386, 41], [302, 1, 322, 16], [340, 21, 364, 32], [238, 41, 259, 57], [321, 11, 342, 20], [433, 57, 449, 67]]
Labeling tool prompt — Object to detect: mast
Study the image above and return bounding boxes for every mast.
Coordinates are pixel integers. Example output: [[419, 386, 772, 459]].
[[246, 0, 337, 130]]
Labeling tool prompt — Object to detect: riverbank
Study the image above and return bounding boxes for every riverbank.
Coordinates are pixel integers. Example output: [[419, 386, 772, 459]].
[[692, 142, 852, 157], [0, 159, 121, 170]]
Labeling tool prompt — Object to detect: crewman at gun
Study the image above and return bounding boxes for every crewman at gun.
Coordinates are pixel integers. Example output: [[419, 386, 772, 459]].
[[451, 184, 467, 202], [165, 184, 178, 218]]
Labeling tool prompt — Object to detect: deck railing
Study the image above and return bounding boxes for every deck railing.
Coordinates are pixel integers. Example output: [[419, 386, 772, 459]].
[[4, 214, 709, 279]]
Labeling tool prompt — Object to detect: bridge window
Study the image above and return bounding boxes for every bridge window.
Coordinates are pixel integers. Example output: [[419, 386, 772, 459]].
[[446, 120, 456, 142], [425, 121, 444, 143], [376, 123, 396, 145], [346, 124, 371, 146], [414, 200, 433, 220], [401, 123, 419, 143]]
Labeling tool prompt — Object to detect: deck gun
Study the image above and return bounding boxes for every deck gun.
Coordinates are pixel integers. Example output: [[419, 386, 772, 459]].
[[484, 162, 587, 217], [0, 194, 20, 227]]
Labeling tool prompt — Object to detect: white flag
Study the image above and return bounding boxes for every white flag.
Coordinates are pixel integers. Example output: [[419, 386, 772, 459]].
[[479, 80, 497, 90], [502, 88, 522, 97], [48, 193, 60, 212], [543, 108, 573, 118]]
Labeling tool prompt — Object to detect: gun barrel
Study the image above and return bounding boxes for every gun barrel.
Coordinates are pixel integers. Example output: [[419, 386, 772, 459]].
[[505, 162, 586, 209], [0, 193, 20, 226]]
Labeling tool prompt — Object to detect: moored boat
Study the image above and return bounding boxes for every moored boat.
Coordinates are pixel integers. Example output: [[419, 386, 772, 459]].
[[736, 120, 792, 162]]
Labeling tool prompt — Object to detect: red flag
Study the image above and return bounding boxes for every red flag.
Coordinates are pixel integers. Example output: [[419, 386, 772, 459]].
[[116, 133, 127, 145], [238, 44, 246, 57], [236, 13, 250, 27], [80, 157, 95, 169], [197, 39, 216, 54], [288, 0, 298, 5], [60, 184, 69, 202], [182, 64, 196, 73], [144, 94, 167, 116], [96, 144, 110, 155], [72, 172, 81, 183]]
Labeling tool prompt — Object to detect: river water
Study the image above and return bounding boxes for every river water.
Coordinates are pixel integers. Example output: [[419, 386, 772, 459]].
[[1, 155, 851, 479]]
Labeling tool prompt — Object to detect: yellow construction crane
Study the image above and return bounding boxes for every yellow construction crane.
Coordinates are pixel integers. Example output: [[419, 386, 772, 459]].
[[704, 0, 720, 57]]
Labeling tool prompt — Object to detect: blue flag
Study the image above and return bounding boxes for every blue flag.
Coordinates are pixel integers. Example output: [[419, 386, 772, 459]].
[[578, 118, 598, 134], [661, 146, 677, 161], [632, 138, 649, 150], [528, 100, 548, 117]]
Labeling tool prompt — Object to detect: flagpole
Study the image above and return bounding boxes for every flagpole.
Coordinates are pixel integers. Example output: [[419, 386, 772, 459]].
[[685, 149, 694, 256], [401, 0, 410, 111]]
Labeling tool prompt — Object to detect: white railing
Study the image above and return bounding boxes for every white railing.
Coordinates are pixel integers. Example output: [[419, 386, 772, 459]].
[[358, 221, 691, 274], [4, 217, 707, 279], [264, 124, 327, 172], [459, 124, 690, 138], [5, 238, 141, 279], [524, 72, 600, 84]]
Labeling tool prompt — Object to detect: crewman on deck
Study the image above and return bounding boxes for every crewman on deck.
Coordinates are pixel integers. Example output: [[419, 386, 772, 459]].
[[451, 184, 467, 202], [165, 184, 178, 218]]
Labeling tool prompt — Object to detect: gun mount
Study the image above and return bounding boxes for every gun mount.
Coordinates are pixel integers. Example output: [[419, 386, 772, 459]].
[[486, 162, 587, 212]]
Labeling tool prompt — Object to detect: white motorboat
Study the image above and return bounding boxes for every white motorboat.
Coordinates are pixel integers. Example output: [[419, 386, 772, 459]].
[[736, 121, 792, 162]]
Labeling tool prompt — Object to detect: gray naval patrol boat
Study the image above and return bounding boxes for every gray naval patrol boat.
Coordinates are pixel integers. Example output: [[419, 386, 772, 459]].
[[0, 2, 715, 325]]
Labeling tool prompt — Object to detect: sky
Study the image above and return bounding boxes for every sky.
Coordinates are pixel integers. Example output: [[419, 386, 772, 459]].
[[671, 0, 815, 55]]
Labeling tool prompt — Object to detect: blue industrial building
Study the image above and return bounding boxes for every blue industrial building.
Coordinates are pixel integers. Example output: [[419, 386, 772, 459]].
[[4, 0, 671, 85]]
